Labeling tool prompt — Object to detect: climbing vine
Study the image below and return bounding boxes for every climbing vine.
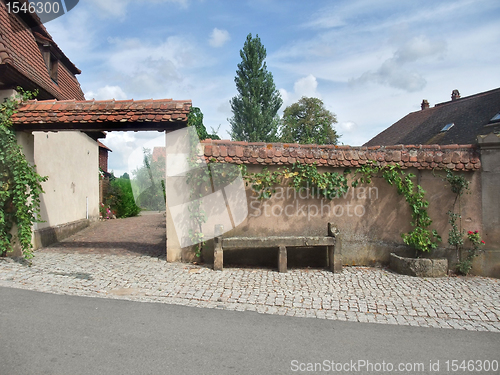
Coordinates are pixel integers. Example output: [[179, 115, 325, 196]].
[[352, 163, 441, 255], [242, 162, 351, 200], [0, 88, 47, 259], [243, 160, 440, 256]]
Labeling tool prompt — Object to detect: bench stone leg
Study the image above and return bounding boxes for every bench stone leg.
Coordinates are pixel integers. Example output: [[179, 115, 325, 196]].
[[328, 238, 342, 273], [278, 245, 287, 273], [214, 236, 223, 271], [213, 225, 224, 271]]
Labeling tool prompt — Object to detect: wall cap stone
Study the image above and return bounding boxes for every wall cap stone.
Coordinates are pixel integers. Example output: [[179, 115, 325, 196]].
[[200, 140, 481, 171]]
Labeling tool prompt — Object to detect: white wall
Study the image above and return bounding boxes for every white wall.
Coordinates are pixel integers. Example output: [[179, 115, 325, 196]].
[[34, 131, 99, 229], [0, 89, 17, 102]]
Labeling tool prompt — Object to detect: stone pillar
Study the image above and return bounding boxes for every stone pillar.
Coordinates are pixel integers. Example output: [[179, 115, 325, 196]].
[[278, 245, 287, 273], [328, 223, 342, 273], [165, 131, 182, 262], [213, 225, 224, 271], [477, 133, 500, 278]]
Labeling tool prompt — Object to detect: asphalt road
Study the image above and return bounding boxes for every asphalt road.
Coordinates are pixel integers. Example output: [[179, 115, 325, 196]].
[[0, 286, 499, 375]]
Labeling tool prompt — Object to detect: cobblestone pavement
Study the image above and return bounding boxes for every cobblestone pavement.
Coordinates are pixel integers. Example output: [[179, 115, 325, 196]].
[[1, 214, 499, 332]]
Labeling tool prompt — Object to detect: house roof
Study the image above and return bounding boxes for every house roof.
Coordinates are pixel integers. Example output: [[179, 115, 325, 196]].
[[97, 141, 112, 152], [201, 140, 480, 171], [11, 98, 192, 132], [152, 147, 166, 162], [0, 0, 84, 100], [364, 88, 500, 147]]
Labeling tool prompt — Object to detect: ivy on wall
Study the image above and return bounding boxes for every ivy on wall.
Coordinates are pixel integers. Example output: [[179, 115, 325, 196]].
[[0, 89, 47, 259], [185, 144, 475, 260], [241, 161, 441, 255]]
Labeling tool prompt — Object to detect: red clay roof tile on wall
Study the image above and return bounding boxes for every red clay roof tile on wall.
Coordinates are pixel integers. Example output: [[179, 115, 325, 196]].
[[200, 140, 480, 171]]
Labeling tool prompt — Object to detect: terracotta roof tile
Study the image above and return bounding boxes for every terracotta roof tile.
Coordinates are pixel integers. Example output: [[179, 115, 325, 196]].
[[199, 140, 480, 171], [11, 99, 192, 129]]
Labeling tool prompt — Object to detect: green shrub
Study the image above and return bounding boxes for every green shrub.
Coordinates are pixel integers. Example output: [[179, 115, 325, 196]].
[[105, 177, 141, 218], [136, 184, 165, 211]]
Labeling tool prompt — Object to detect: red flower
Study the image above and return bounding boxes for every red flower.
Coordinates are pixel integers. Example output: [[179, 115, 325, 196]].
[[474, 230, 479, 234], [481, 240, 485, 244], [468, 231, 473, 235]]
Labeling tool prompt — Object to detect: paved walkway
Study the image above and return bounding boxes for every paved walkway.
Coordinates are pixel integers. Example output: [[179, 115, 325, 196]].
[[1, 214, 499, 332]]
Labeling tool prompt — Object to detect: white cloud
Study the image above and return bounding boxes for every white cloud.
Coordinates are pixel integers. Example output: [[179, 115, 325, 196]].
[[350, 60, 427, 92], [395, 36, 446, 63], [338, 121, 357, 132], [99, 35, 204, 98], [104, 131, 165, 177], [42, 8, 96, 66], [85, 85, 127, 100], [86, 0, 189, 18], [349, 36, 447, 92], [209, 28, 231, 48], [87, 0, 129, 18], [293, 75, 319, 98], [280, 74, 320, 108]]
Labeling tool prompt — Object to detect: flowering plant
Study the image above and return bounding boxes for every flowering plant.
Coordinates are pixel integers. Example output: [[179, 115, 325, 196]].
[[99, 202, 115, 220]]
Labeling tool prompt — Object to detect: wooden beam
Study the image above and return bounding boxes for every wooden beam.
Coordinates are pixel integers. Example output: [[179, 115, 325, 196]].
[[13, 121, 187, 133]]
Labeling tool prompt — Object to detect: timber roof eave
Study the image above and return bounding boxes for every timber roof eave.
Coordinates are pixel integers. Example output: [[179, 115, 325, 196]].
[[0, 64, 61, 100], [10, 98, 192, 132], [12, 120, 188, 133]]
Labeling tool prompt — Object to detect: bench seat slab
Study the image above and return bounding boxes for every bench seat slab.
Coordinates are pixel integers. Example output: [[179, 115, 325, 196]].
[[222, 236, 335, 250]]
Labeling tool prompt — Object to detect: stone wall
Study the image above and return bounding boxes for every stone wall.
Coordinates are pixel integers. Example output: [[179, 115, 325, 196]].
[[165, 140, 498, 278]]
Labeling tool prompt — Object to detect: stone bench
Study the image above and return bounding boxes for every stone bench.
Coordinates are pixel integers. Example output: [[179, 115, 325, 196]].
[[213, 223, 342, 273]]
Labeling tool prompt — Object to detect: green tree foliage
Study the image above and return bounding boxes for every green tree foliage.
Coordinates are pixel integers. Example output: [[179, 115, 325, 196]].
[[188, 107, 220, 140], [229, 33, 283, 142], [132, 148, 166, 211], [0, 89, 47, 259], [280, 97, 339, 145]]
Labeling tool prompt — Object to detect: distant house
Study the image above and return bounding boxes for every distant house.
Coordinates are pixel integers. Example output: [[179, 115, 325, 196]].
[[98, 140, 112, 173], [364, 88, 500, 146], [152, 146, 166, 163], [0, 1, 104, 249]]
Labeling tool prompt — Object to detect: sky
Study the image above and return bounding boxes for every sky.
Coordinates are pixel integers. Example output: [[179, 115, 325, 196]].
[[45, 0, 500, 177]]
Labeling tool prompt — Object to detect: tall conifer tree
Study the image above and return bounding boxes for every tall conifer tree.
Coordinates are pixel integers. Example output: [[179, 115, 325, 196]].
[[229, 33, 282, 142]]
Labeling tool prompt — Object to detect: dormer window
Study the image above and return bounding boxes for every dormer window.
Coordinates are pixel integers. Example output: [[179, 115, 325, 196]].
[[440, 123, 454, 132], [48, 54, 58, 82], [490, 112, 500, 122], [34, 31, 60, 83], [37, 42, 58, 83]]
